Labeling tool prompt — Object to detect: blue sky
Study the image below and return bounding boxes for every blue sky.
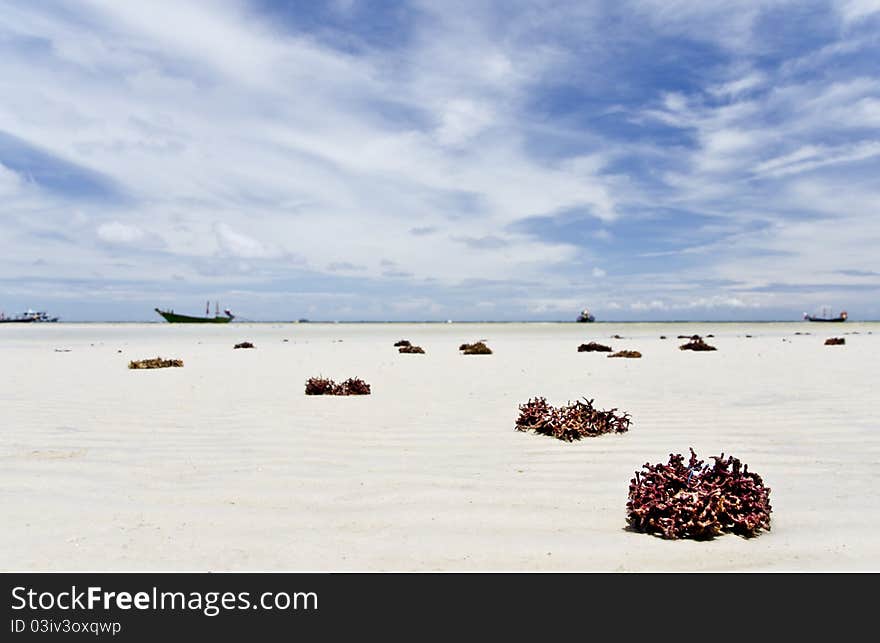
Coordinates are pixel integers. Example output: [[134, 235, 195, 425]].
[[1, 0, 879, 321]]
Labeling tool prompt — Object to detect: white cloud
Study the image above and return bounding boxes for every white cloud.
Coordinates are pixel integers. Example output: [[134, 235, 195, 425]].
[[96, 221, 145, 244], [630, 300, 666, 311], [709, 72, 766, 98], [839, 0, 880, 23], [433, 98, 495, 146], [0, 163, 22, 197], [753, 141, 880, 178], [215, 223, 277, 259]]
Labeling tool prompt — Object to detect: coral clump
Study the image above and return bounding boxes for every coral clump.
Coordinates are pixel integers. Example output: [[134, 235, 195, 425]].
[[128, 357, 183, 369], [608, 350, 642, 358], [399, 345, 425, 354], [578, 341, 612, 352], [394, 340, 411, 347], [336, 377, 371, 395], [679, 337, 717, 351], [234, 341, 255, 349], [305, 376, 335, 395], [626, 448, 772, 540], [305, 376, 371, 395], [825, 337, 845, 345], [515, 397, 631, 442], [460, 341, 492, 354]]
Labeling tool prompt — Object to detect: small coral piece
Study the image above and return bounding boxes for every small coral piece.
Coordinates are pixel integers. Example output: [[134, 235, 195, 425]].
[[460, 341, 492, 354], [578, 342, 612, 352], [824, 337, 845, 345], [608, 350, 642, 358], [234, 341, 255, 349], [335, 377, 372, 395], [515, 397, 631, 442], [305, 376, 371, 395], [394, 340, 411, 347], [128, 357, 183, 369], [679, 337, 717, 351], [626, 448, 772, 540], [399, 345, 425, 353], [305, 376, 336, 395]]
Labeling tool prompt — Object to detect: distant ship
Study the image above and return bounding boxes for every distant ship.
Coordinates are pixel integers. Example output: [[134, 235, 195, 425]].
[[155, 301, 234, 324], [576, 308, 596, 323], [0, 309, 59, 323], [803, 308, 847, 322]]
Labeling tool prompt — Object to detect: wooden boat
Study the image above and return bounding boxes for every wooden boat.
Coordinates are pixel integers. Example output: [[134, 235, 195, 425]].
[[155, 301, 234, 323], [803, 309, 847, 322]]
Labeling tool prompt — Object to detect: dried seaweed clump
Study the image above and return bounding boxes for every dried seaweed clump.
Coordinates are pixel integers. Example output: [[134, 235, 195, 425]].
[[515, 396, 631, 442], [679, 337, 717, 351], [459, 341, 492, 355], [578, 341, 612, 352], [305, 376, 371, 395], [824, 337, 845, 345], [234, 341, 255, 349], [608, 350, 642, 358], [129, 357, 183, 369], [626, 448, 772, 540], [394, 339, 411, 347], [399, 345, 425, 354]]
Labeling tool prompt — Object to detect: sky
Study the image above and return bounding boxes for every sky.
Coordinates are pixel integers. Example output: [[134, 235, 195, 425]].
[[1, 0, 879, 321]]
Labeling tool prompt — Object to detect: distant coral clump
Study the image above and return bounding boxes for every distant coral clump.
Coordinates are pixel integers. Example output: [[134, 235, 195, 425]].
[[608, 350, 642, 358], [679, 337, 717, 351], [824, 337, 845, 345], [394, 340, 411, 347], [305, 377, 371, 395], [578, 341, 612, 352], [234, 341, 255, 349], [626, 449, 772, 540], [399, 345, 425, 354], [129, 357, 183, 369], [459, 341, 492, 354]]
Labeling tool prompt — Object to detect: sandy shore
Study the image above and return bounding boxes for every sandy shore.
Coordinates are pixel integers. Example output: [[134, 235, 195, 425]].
[[1, 321, 878, 571]]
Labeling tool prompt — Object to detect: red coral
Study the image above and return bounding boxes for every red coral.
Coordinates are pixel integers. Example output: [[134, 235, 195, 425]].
[[515, 397, 631, 442], [626, 448, 771, 540], [305, 376, 335, 395]]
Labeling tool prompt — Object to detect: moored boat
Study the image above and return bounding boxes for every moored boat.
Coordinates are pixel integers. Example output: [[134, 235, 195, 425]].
[[576, 308, 596, 323], [803, 309, 847, 322], [0, 309, 59, 323], [155, 301, 234, 323]]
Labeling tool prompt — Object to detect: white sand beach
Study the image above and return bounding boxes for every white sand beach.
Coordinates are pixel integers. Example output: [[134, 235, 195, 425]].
[[2, 321, 878, 571]]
